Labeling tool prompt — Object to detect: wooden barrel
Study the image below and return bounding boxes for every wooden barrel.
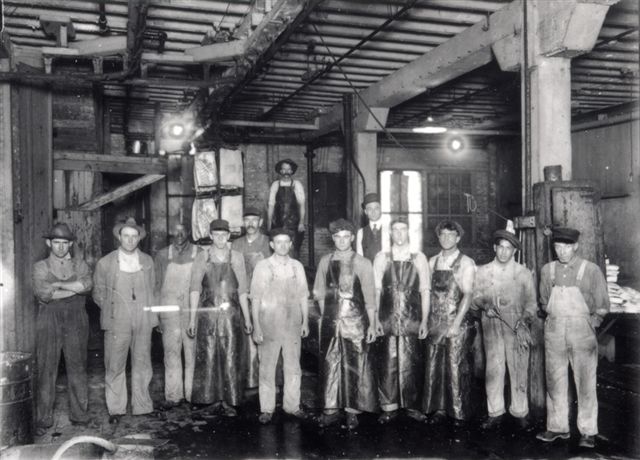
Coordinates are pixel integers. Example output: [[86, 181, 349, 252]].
[[0, 352, 34, 448]]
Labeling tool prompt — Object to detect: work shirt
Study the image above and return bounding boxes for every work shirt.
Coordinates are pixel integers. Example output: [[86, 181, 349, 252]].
[[429, 249, 476, 294], [372, 245, 431, 293], [33, 254, 92, 302], [313, 249, 376, 310], [154, 242, 200, 293], [539, 256, 609, 317], [268, 179, 305, 210], [231, 233, 272, 283], [189, 247, 248, 296], [251, 255, 308, 308]]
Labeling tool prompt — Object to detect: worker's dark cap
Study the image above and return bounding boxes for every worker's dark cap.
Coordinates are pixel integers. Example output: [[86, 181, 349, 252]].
[[493, 229, 520, 250], [269, 227, 295, 240], [362, 192, 380, 208], [275, 158, 298, 174], [329, 218, 356, 235], [43, 223, 76, 241], [209, 219, 230, 232], [552, 227, 580, 244], [243, 206, 262, 218], [435, 220, 464, 238], [390, 216, 409, 228]]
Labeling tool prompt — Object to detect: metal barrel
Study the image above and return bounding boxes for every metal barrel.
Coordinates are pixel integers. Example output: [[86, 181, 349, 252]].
[[0, 352, 34, 448]]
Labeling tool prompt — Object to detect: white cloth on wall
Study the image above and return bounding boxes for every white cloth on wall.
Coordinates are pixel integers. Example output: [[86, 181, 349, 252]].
[[194, 151, 218, 192], [220, 195, 243, 233], [219, 148, 244, 189], [192, 198, 218, 241]]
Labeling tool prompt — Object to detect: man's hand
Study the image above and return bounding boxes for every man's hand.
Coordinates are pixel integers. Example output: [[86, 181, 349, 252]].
[[187, 320, 196, 338], [418, 321, 428, 340], [252, 327, 264, 345], [375, 317, 384, 337], [590, 314, 604, 329], [486, 307, 499, 318], [366, 325, 376, 343], [301, 321, 309, 338], [298, 223, 305, 233], [244, 320, 253, 335], [155, 324, 163, 334]]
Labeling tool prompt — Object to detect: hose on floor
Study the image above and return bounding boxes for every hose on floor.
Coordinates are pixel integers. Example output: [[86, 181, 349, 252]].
[[51, 435, 118, 460]]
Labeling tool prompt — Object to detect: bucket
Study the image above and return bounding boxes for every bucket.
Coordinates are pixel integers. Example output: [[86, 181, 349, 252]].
[[0, 352, 34, 448]]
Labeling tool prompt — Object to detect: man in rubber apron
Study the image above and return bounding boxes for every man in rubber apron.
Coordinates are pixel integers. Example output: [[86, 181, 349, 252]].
[[267, 158, 306, 259], [536, 227, 609, 449], [423, 220, 476, 425], [313, 219, 377, 429], [188, 219, 252, 417], [372, 217, 431, 424], [155, 222, 201, 408]]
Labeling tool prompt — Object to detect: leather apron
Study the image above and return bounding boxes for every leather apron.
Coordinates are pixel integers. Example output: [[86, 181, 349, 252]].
[[271, 182, 302, 256], [191, 250, 246, 406], [320, 253, 377, 412], [422, 253, 475, 420]]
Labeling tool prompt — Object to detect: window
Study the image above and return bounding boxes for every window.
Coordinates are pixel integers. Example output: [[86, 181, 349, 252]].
[[380, 170, 423, 252], [425, 171, 473, 248]]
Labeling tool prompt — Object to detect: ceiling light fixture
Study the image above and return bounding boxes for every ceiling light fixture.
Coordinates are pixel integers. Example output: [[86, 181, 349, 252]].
[[412, 126, 448, 134]]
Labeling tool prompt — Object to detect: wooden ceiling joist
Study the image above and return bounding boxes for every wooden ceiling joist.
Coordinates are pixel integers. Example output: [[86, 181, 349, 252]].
[[54, 152, 167, 175], [71, 174, 165, 212]]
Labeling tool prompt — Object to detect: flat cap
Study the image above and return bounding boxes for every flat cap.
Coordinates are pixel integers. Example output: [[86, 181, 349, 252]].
[[493, 229, 521, 250], [209, 219, 230, 232], [552, 227, 580, 244], [243, 206, 262, 217], [43, 223, 76, 241], [329, 218, 356, 235], [269, 227, 295, 240], [362, 192, 380, 207]]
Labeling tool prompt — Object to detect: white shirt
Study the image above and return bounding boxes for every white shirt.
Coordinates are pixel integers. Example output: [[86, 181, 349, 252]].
[[356, 219, 390, 256], [118, 249, 142, 273]]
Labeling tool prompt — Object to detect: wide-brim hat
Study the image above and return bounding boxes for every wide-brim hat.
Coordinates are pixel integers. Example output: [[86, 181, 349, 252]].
[[43, 223, 76, 241], [552, 227, 580, 244], [209, 219, 230, 233], [493, 229, 520, 250], [362, 192, 380, 208], [113, 217, 146, 240], [329, 218, 356, 235], [275, 158, 298, 174]]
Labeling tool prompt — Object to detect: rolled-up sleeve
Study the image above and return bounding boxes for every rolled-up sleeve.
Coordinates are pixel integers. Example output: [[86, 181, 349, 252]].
[[76, 260, 93, 292], [539, 264, 552, 310], [250, 259, 269, 305], [189, 251, 208, 294], [231, 251, 248, 295], [33, 261, 55, 303], [355, 256, 376, 310], [521, 268, 538, 318], [313, 255, 330, 301], [372, 252, 388, 291], [586, 264, 610, 316], [413, 253, 431, 294]]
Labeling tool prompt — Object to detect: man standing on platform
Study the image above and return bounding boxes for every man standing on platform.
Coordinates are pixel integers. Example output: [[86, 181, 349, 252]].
[[267, 159, 306, 259], [356, 192, 389, 263], [373, 217, 430, 424], [93, 218, 157, 424], [33, 223, 93, 434], [313, 219, 377, 429], [423, 220, 476, 426], [473, 228, 537, 430], [155, 222, 201, 409], [231, 207, 272, 396], [536, 227, 609, 449]]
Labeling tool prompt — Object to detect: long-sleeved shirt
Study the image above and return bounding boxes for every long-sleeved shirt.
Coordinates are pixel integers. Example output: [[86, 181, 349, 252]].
[[474, 258, 537, 319], [539, 256, 609, 317], [189, 247, 248, 296], [313, 249, 376, 310], [154, 242, 200, 292], [231, 233, 272, 283], [33, 254, 92, 303], [372, 245, 431, 293], [251, 255, 308, 307]]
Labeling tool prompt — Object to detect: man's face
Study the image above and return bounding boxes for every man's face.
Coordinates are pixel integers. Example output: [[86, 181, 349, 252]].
[[494, 239, 516, 264], [119, 227, 141, 252], [270, 234, 292, 256], [437, 229, 460, 251], [211, 230, 230, 249], [554, 242, 578, 264], [47, 238, 72, 259], [332, 230, 354, 252], [364, 202, 381, 222], [391, 223, 409, 246], [172, 224, 188, 246], [279, 162, 293, 178], [243, 215, 262, 235]]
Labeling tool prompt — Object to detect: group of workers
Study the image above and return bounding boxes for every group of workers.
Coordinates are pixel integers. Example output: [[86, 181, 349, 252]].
[[32, 159, 609, 451]]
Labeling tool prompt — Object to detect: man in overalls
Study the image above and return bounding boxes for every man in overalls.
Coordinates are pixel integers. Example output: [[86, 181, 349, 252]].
[[355, 192, 389, 263], [372, 217, 430, 424], [155, 222, 201, 408], [536, 227, 609, 449], [32, 223, 93, 434], [267, 159, 306, 259], [423, 220, 476, 426], [313, 219, 378, 429], [93, 217, 158, 424], [188, 219, 252, 417], [231, 206, 272, 396], [473, 228, 537, 430], [250, 227, 310, 424]]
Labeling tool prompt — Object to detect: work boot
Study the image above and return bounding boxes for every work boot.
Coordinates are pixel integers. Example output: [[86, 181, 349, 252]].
[[427, 411, 447, 425], [536, 430, 570, 442], [515, 416, 530, 430], [405, 409, 428, 422], [378, 410, 398, 424], [579, 435, 596, 449], [258, 412, 273, 424], [346, 413, 359, 430], [108, 414, 122, 425], [318, 412, 341, 428], [481, 415, 504, 430], [286, 408, 310, 420]]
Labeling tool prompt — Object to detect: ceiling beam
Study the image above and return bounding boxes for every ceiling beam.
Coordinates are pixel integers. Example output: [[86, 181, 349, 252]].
[[71, 174, 165, 212], [54, 151, 168, 175]]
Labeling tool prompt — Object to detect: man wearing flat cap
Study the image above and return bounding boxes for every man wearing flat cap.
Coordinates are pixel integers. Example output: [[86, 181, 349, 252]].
[[93, 217, 157, 423], [423, 219, 476, 425], [356, 192, 390, 263], [250, 227, 310, 424], [313, 219, 377, 429], [154, 221, 201, 408], [372, 217, 431, 424], [33, 223, 93, 433], [231, 206, 272, 395], [267, 158, 306, 259], [188, 219, 252, 417], [536, 227, 609, 449], [473, 227, 536, 430]]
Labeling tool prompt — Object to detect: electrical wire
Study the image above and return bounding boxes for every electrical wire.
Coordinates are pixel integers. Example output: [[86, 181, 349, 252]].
[[217, 2, 232, 32]]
